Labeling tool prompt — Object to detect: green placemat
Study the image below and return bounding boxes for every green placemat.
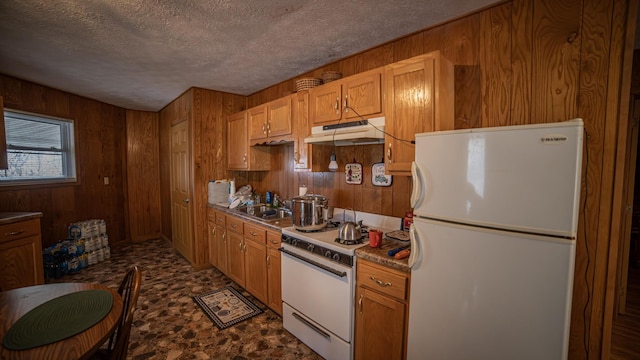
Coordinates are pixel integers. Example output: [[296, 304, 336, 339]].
[[2, 289, 113, 350]]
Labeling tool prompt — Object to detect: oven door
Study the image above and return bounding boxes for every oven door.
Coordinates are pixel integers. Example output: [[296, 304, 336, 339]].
[[280, 244, 354, 342]]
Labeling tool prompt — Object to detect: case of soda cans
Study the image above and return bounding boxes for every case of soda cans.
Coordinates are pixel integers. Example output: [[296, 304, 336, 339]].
[[43, 219, 111, 280]]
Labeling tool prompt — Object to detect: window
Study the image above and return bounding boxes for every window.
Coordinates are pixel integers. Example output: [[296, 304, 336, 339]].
[[1, 109, 76, 184]]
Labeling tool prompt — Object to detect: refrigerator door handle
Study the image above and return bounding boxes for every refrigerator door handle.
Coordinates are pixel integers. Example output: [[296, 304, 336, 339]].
[[410, 161, 424, 208], [408, 225, 420, 268]]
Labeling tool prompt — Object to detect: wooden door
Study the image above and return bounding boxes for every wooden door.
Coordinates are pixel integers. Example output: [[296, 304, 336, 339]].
[[267, 97, 292, 137], [227, 112, 248, 170], [226, 231, 245, 286], [170, 120, 193, 262], [617, 95, 640, 315], [309, 81, 342, 125], [244, 239, 268, 304], [354, 286, 405, 360], [248, 106, 268, 143], [343, 69, 382, 120]]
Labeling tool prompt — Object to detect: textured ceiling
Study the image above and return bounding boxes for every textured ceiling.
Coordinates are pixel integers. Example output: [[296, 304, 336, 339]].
[[0, 0, 499, 111]]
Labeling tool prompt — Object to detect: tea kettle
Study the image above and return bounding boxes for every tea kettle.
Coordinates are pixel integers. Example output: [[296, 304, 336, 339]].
[[338, 209, 362, 242]]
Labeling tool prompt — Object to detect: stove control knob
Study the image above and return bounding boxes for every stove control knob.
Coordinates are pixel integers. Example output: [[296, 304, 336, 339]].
[[332, 253, 341, 262], [307, 244, 315, 252], [291, 239, 298, 246], [324, 250, 332, 258]]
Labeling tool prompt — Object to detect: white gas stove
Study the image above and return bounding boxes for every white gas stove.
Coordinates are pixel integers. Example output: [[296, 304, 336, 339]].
[[280, 208, 401, 360]]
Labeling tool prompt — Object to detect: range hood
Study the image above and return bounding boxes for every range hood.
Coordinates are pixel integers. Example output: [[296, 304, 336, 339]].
[[304, 117, 385, 146]]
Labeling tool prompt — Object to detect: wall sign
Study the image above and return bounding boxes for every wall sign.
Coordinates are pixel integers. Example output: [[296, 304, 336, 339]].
[[345, 162, 363, 185], [372, 162, 392, 186]]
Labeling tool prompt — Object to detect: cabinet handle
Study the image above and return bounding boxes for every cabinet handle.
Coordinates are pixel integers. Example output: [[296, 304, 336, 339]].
[[358, 294, 363, 314], [243, 154, 247, 163], [334, 97, 340, 115], [212, 227, 216, 235], [269, 238, 279, 245], [294, 151, 299, 163], [262, 123, 266, 134], [239, 241, 243, 250], [243, 243, 247, 252], [231, 223, 237, 229], [267, 122, 271, 134], [370, 276, 392, 287], [4, 230, 24, 237], [250, 231, 257, 236], [222, 232, 226, 241], [267, 255, 270, 266], [387, 143, 392, 163], [343, 95, 348, 113]]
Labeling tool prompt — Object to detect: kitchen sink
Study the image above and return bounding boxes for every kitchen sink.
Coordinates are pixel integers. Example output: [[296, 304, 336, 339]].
[[238, 204, 292, 222]]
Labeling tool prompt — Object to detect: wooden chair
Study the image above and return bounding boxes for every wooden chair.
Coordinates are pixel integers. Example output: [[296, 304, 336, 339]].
[[95, 266, 142, 360]]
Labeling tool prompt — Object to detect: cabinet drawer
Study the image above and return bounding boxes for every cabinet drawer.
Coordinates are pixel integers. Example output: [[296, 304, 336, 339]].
[[357, 260, 408, 301], [266, 230, 282, 249], [0, 219, 40, 243], [226, 216, 243, 234], [244, 223, 266, 244], [207, 208, 215, 220], [215, 212, 226, 226]]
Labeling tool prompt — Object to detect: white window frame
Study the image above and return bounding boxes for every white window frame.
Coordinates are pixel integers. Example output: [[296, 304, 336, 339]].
[[1, 109, 77, 186]]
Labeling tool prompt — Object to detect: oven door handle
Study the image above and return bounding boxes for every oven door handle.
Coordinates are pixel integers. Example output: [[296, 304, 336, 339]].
[[279, 248, 347, 278], [291, 312, 331, 340]]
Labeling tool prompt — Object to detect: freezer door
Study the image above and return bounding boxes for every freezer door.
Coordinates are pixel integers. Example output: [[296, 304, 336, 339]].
[[407, 218, 574, 360], [412, 120, 583, 237]]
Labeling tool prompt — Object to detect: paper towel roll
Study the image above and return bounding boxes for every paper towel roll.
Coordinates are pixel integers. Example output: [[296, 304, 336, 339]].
[[299, 185, 307, 196]]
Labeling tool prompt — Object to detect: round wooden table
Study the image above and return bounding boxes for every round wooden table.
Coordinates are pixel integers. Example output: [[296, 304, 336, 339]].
[[0, 283, 124, 360]]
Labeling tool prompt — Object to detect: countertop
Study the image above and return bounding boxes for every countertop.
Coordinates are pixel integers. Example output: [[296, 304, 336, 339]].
[[207, 204, 292, 230], [356, 238, 411, 272], [0, 212, 43, 226], [209, 203, 410, 272]]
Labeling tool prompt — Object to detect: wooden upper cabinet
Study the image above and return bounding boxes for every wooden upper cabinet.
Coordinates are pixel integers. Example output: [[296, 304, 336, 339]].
[[384, 51, 454, 175], [228, 111, 270, 171], [0, 96, 7, 170], [310, 68, 383, 126], [248, 96, 293, 145]]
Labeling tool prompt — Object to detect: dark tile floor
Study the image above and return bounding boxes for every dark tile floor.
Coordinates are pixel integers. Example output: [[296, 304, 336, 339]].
[[50, 238, 323, 360]]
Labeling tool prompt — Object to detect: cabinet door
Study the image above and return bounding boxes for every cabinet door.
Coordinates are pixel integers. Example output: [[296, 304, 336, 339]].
[[385, 52, 454, 174], [354, 286, 406, 360], [227, 111, 248, 170], [293, 91, 311, 170], [248, 106, 268, 142], [343, 69, 382, 120], [216, 224, 228, 274], [267, 97, 292, 138], [207, 219, 218, 267], [310, 81, 342, 125], [244, 239, 268, 304], [267, 247, 282, 315], [226, 231, 245, 286]]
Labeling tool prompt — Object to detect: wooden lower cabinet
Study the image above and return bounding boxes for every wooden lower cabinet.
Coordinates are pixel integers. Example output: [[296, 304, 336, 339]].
[[354, 259, 410, 360], [266, 230, 282, 315], [0, 217, 44, 291], [214, 211, 282, 315], [206, 209, 218, 268]]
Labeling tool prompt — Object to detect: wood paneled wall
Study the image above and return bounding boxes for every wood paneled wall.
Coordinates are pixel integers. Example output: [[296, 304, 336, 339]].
[[126, 110, 161, 242], [245, 0, 636, 358], [0, 75, 128, 248]]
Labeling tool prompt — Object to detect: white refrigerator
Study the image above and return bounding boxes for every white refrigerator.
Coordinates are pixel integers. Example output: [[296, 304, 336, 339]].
[[407, 119, 584, 360]]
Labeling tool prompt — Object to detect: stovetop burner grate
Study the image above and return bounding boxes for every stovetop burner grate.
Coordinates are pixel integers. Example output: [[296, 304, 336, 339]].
[[335, 237, 364, 245]]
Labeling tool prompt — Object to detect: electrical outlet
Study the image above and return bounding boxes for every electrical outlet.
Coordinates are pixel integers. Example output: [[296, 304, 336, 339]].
[[104, 177, 109, 185]]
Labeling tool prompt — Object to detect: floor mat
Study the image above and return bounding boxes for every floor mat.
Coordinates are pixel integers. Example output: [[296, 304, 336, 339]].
[[193, 286, 262, 330]]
